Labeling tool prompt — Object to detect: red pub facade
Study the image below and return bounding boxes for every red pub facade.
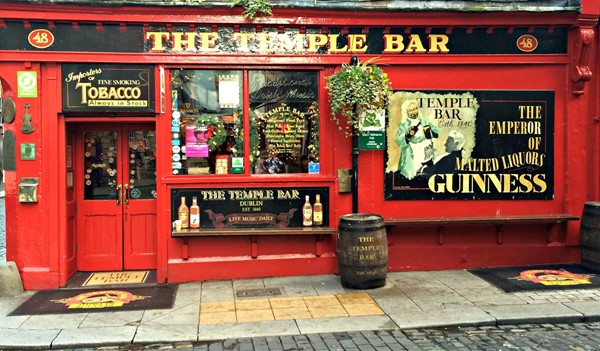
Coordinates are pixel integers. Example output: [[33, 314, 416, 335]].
[[0, 0, 599, 290]]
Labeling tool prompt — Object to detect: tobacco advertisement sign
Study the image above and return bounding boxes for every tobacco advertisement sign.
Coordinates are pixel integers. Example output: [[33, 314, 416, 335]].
[[62, 63, 155, 113]]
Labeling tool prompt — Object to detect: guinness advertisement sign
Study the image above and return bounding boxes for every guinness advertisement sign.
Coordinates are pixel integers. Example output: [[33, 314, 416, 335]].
[[384, 90, 554, 200], [62, 63, 155, 113]]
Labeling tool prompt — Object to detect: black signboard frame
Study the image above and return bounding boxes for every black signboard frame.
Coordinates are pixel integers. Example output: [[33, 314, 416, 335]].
[[171, 187, 330, 230], [62, 63, 155, 114], [0, 19, 568, 55]]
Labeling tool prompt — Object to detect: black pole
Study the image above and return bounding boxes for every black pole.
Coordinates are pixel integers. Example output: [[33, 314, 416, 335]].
[[350, 56, 359, 214], [352, 111, 359, 214]]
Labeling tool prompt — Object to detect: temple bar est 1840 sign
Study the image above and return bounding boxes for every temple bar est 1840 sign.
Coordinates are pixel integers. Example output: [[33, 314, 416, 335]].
[[384, 90, 554, 200], [62, 63, 155, 113], [171, 187, 329, 230]]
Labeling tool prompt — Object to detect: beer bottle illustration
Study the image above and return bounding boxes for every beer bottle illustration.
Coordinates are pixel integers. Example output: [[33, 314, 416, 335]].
[[313, 194, 323, 226], [178, 196, 189, 229], [190, 196, 200, 229], [302, 195, 313, 226]]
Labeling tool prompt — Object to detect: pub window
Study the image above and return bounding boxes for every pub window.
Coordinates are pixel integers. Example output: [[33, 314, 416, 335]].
[[171, 69, 243, 175], [170, 69, 319, 175], [250, 70, 319, 174]]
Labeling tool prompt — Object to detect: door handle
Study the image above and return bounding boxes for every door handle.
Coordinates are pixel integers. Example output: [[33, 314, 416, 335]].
[[116, 184, 122, 205], [124, 184, 129, 204]]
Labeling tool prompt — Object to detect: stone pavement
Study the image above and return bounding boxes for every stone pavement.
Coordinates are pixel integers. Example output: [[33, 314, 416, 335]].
[[2, 270, 600, 350]]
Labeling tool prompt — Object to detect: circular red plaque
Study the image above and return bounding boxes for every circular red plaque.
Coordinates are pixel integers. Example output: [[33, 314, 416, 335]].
[[28, 29, 55, 49], [516, 34, 538, 53]]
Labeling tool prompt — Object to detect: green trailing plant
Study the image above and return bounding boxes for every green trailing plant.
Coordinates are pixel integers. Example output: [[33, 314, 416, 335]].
[[230, 0, 273, 20], [325, 58, 392, 137], [174, 0, 272, 21], [249, 109, 263, 171], [307, 102, 319, 163]]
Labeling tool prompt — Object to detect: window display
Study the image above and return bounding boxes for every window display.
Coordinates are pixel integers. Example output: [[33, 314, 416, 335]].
[[170, 69, 319, 175], [171, 69, 243, 175], [249, 70, 319, 174]]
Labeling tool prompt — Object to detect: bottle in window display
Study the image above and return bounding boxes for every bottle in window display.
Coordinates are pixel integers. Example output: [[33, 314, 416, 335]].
[[313, 194, 323, 226], [302, 195, 313, 226], [190, 196, 200, 229], [178, 196, 189, 229]]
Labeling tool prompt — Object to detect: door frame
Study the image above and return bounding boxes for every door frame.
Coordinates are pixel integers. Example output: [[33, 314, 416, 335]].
[[72, 121, 157, 271]]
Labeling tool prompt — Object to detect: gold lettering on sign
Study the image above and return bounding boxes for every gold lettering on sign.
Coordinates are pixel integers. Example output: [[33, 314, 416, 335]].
[[76, 82, 142, 104], [485, 103, 547, 174], [200, 190, 227, 200], [383, 34, 450, 53], [351, 236, 380, 262], [428, 173, 547, 194], [489, 121, 542, 135], [239, 200, 263, 207], [456, 158, 500, 172], [65, 67, 149, 108], [145, 31, 450, 54], [227, 189, 275, 200], [277, 189, 300, 200]]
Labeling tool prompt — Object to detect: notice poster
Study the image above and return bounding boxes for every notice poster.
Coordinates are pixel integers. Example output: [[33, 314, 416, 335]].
[[218, 74, 241, 108], [185, 125, 209, 158], [384, 90, 554, 200]]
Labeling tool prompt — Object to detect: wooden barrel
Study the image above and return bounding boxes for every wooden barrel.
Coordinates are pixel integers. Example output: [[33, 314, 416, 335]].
[[580, 202, 600, 270], [337, 213, 388, 289]]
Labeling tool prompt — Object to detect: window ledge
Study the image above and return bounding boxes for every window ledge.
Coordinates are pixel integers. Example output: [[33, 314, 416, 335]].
[[172, 227, 336, 237]]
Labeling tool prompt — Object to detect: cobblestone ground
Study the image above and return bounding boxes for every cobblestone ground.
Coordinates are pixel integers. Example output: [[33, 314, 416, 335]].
[[49, 323, 600, 351]]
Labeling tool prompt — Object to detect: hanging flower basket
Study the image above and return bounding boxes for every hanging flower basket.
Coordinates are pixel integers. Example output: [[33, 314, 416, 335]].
[[325, 58, 392, 137]]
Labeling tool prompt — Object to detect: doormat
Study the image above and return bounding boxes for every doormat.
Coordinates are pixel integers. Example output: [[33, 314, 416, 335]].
[[9, 285, 177, 316], [468, 264, 600, 293], [83, 271, 150, 286]]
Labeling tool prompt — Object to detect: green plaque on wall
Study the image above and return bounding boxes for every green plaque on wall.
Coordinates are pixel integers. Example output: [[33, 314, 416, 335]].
[[20, 143, 36, 160], [359, 131, 384, 150]]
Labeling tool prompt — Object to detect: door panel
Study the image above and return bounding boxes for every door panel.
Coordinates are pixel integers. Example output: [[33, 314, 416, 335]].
[[123, 128, 157, 268], [76, 124, 156, 271], [80, 211, 122, 270], [77, 129, 122, 270], [124, 210, 157, 268]]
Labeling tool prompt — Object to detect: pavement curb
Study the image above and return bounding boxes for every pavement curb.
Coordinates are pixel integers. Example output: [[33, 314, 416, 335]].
[[0, 261, 24, 297], [2, 271, 600, 350]]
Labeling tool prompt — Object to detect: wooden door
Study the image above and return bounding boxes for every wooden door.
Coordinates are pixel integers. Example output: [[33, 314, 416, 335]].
[[76, 124, 157, 271]]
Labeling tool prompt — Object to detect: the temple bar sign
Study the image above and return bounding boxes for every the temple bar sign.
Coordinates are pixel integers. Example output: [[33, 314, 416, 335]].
[[0, 20, 566, 55], [145, 27, 566, 55], [146, 31, 449, 54], [62, 63, 155, 113]]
